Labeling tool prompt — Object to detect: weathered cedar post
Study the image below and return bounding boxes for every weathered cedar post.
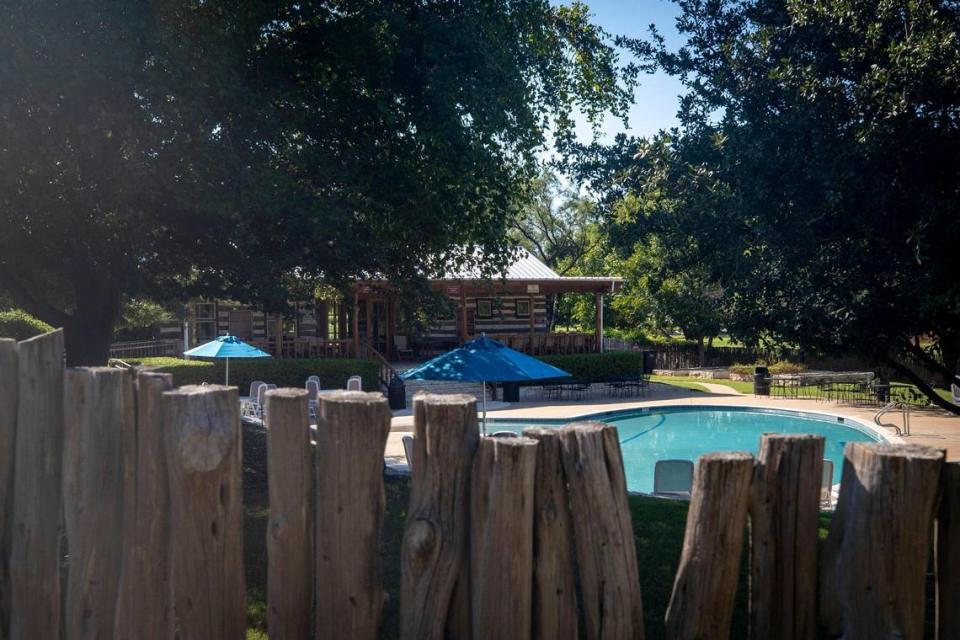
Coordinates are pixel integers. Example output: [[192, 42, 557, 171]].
[[936, 462, 959, 639], [63, 367, 133, 639], [9, 330, 64, 640], [820, 443, 944, 640], [470, 435, 538, 640], [749, 434, 824, 640], [665, 451, 754, 640], [0, 339, 17, 638], [163, 385, 245, 639], [314, 391, 391, 640], [115, 371, 175, 640], [559, 422, 644, 640], [400, 394, 479, 640], [523, 427, 578, 640], [265, 388, 313, 640]]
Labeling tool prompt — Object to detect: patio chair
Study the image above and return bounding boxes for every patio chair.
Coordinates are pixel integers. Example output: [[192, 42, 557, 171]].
[[653, 459, 694, 498], [394, 335, 415, 360], [491, 431, 519, 438], [820, 459, 835, 509], [253, 383, 272, 420], [347, 375, 362, 391], [243, 381, 266, 417], [952, 382, 960, 404], [402, 435, 415, 472], [307, 375, 320, 385]]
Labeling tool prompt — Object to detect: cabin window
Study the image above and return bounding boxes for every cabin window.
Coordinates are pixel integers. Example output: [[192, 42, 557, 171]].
[[516, 298, 531, 318], [194, 302, 217, 342], [476, 298, 493, 319]]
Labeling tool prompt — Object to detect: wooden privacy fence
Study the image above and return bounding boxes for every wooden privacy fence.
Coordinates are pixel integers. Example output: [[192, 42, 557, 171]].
[[0, 329, 958, 639]]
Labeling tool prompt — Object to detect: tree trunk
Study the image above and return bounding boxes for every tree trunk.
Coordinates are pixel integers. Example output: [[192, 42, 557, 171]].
[[697, 336, 705, 367], [63, 292, 120, 367], [883, 355, 960, 416]]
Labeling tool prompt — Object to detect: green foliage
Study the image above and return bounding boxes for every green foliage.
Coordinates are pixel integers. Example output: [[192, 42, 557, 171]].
[[538, 351, 645, 382], [580, 0, 960, 411], [114, 299, 173, 341], [729, 361, 806, 376], [0, 309, 54, 341], [130, 357, 380, 394], [0, 0, 637, 365]]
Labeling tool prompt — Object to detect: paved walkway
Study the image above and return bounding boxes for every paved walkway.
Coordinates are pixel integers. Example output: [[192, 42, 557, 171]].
[[386, 382, 960, 465]]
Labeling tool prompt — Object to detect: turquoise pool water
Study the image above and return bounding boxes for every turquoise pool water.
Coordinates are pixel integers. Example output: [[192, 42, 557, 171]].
[[487, 406, 881, 493]]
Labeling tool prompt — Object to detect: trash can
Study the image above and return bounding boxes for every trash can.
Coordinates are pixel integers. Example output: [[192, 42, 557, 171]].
[[754, 366, 770, 396], [388, 376, 406, 410], [502, 381, 520, 403], [642, 350, 657, 375]]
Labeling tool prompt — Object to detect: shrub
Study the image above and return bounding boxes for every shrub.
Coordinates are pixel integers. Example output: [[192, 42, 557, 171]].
[[130, 357, 381, 393], [729, 361, 806, 376], [538, 351, 646, 382], [0, 309, 54, 341]]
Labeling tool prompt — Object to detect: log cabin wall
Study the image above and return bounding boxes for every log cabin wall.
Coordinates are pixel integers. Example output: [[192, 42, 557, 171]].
[[425, 295, 549, 341]]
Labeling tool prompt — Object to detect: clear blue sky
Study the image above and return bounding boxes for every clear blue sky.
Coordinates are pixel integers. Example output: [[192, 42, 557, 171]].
[[561, 0, 687, 143]]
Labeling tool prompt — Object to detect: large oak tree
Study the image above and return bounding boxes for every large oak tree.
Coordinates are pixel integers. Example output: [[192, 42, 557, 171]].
[[0, 0, 637, 364]]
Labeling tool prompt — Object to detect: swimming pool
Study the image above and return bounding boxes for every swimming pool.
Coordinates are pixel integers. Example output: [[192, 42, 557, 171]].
[[487, 405, 883, 493]]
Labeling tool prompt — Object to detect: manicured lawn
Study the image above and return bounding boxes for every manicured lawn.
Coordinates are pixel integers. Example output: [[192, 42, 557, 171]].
[[650, 375, 754, 394]]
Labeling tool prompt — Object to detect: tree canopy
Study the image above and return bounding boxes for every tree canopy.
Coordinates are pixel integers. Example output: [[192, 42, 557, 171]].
[[584, 0, 960, 410], [0, 0, 637, 364]]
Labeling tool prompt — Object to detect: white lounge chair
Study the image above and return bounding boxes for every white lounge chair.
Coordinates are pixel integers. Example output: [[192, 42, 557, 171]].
[[402, 435, 415, 472], [821, 459, 835, 509], [952, 382, 960, 404], [307, 375, 321, 386], [253, 384, 271, 420], [491, 431, 519, 438], [653, 459, 694, 499], [243, 381, 266, 417], [347, 375, 362, 391]]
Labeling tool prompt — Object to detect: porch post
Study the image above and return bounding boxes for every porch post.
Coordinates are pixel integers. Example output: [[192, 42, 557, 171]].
[[529, 295, 535, 354], [594, 292, 603, 353], [352, 290, 360, 357], [459, 287, 468, 344]]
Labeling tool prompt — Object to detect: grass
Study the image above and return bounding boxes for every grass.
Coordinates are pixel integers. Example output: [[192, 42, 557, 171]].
[[650, 375, 754, 394]]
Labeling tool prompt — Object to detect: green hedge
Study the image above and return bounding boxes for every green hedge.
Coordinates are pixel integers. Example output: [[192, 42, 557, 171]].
[[538, 351, 646, 382], [728, 361, 806, 376], [130, 357, 381, 394], [0, 310, 53, 341]]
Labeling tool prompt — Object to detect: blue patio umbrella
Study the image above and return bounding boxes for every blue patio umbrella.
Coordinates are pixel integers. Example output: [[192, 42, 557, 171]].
[[184, 335, 271, 386], [400, 334, 570, 433]]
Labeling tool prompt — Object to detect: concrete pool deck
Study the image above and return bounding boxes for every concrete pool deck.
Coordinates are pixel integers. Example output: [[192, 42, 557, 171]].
[[385, 381, 960, 465]]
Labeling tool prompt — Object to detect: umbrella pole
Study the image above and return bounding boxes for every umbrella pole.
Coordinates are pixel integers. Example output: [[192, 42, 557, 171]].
[[481, 380, 487, 436]]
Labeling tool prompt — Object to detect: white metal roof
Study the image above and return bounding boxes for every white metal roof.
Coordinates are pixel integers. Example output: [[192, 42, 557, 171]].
[[440, 248, 620, 282]]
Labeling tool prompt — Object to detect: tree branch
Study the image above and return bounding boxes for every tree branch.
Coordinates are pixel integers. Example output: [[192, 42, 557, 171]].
[[882, 354, 960, 416]]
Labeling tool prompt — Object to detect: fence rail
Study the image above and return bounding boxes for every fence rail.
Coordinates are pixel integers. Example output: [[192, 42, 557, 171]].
[[0, 329, 957, 639], [108, 338, 180, 359]]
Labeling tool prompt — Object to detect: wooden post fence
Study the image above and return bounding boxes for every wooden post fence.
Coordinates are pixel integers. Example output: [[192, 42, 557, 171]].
[[164, 385, 245, 639], [9, 330, 64, 640], [820, 443, 945, 640], [749, 434, 824, 640], [665, 451, 754, 640], [0, 339, 17, 639], [0, 329, 959, 640], [559, 422, 644, 640], [523, 427, 577, 640], [400, 394, 479, 640], [470, 436, 538, 640], [938, 462, 960, 640], [265, 388, 312, 640], [314, 390, 391, 640], [115, 371, 174, 640], [63, 367, 133, 639]]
